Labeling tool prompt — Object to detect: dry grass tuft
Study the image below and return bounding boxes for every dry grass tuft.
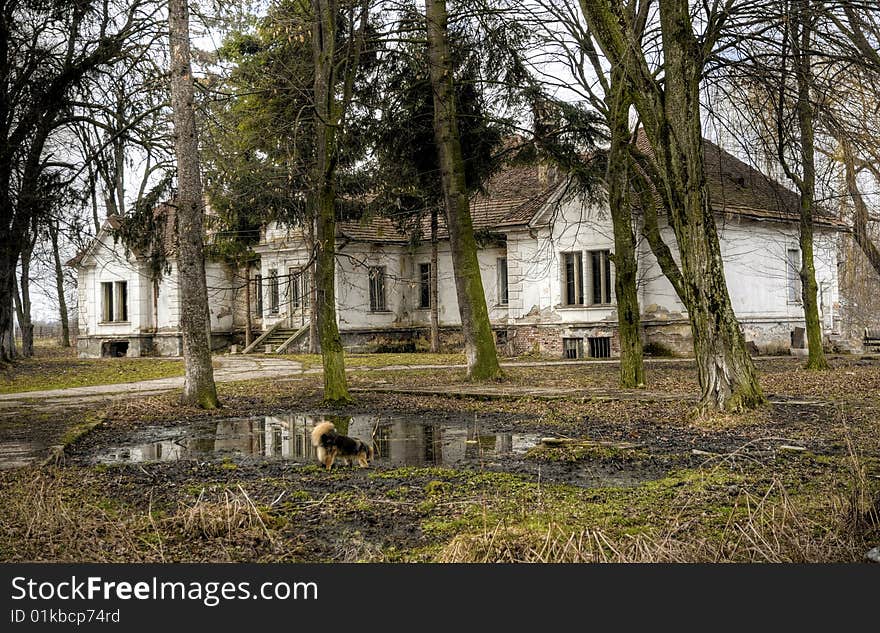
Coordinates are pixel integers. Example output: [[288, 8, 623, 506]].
[[167, 485, 276, 544]]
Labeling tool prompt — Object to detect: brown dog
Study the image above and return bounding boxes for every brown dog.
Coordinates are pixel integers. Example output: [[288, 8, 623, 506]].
[[310, 421, 374, 470]]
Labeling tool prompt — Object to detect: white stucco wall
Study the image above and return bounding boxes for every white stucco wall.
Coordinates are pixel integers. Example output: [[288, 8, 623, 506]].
[[255, 221, 510, 330], [505, 194, 840, 339], [76, 233, 152, 337]]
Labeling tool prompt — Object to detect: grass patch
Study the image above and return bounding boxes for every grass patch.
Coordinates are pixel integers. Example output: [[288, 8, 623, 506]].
[[280, 352, 467, 369], [0, 353, 183, 394]]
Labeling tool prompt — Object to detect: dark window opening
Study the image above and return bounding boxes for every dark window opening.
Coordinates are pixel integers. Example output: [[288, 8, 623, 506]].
[[563, 337, 583, 359], [590, 250, 612, 305], [498, 257, 509, 305], [268, 269, 279, 313], [588, 336, 611, 358], [101, 281, 128, 322], [369, 266, 387, 312], [562, 252, 584, 306], [101, 340, 129, 357], [419, 262, 431, 309], [254, 274, 263, 317]]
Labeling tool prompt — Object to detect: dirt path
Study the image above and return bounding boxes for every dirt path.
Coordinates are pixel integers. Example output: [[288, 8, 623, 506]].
[[0, 355, 303, 410]]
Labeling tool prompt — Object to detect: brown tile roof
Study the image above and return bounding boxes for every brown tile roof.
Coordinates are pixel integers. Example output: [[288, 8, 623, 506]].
[[336, 163, 562, 243], [635, 131, 846, 229]]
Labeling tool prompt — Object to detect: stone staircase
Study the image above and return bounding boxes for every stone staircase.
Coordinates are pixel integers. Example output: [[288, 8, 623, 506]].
[[242, 318, 310, 354]]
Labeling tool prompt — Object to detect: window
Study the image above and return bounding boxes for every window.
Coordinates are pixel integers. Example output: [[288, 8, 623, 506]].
[[562, 252, 584, 305], [563, 337, 583, 359], [289, 268, 311, 311], [369, 266, 387, 312], [419, 263, 431, 309], [497, 257, 509, 305], [787, 248, 801, 303], [101, 282, 113, 322], [590, 250, 612, 305], [254, 274, 263, 317], [101, 281, 128, 322], [588, 336, 611, 358], [268, 269, 279, 313]]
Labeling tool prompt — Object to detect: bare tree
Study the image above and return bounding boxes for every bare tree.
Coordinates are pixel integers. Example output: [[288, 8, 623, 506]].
[[577, 0, 765, 412]]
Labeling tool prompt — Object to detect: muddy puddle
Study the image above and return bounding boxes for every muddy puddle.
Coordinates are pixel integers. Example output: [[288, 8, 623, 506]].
[[91, 413, 541, 468]]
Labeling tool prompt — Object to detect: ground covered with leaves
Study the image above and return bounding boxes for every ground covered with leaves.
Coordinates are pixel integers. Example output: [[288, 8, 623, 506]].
[[0, 354, 878, 562]]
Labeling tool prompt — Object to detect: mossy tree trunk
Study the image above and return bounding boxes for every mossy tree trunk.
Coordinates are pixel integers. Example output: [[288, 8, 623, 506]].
[[310, 0, 367, 404], [656, 0, 764, 412], [424, 0, 501, 380], [607, 66, 643, 388], [168, 0, 219, 409], [579, 0, 764, 412]]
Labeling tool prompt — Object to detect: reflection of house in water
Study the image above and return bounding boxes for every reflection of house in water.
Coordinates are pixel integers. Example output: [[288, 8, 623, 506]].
[[352, 416, 516, 466], [213, 416, 320, 460], [97, 414, 528, 466]]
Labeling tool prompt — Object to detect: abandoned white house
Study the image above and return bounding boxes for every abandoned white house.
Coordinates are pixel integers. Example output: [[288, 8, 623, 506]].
[[71, 139, 845, 359]]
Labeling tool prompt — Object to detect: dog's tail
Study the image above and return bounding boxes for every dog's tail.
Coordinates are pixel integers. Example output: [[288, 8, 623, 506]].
[[311, 421, 336, 447]]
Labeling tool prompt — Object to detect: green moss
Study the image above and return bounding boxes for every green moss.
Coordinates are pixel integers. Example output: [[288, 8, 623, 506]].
[[526, 441, 650, 463]]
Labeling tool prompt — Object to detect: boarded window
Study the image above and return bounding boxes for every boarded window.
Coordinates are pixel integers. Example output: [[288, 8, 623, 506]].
[[562, 252, 584, 306], [588, 336, 611, 358], [787, 248, 801, 303], [419, 262, 431, 309], [369, 266, 387, 311], [589, 250, 612, 305], [497, 257, 509, 305], [563, 337, 583, 359], [269, 269, 279, 313]]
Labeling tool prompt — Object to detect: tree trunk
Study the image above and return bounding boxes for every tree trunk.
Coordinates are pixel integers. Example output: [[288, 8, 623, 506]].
[[430, 205, 440, 353], [48, 221, 70, 347], [607, 67, 644, 388], [792, 6, 828, 370], [311, 0, 351, 404], [657, 0, 764, 412], [13, 226, 36, 357], [168, 0, 218, 408], [840, 140, 880, 278], [307, 217, 319, 354], [425, 0, 501, 380]]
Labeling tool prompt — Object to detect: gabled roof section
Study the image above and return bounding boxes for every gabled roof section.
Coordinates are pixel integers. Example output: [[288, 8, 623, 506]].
[[335, 162, 564, 243], [634, 131, 847, 229], [66, 202, 180, 268]]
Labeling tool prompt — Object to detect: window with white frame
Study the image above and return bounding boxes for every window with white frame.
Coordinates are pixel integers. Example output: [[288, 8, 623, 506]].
[[369, 266, 387, 312], [101, 281, 128, 322], [418, 262, 431, 309], [787, 248, 801, 303], [497, 257, 509, 305], [589, 250, 613, 305], [562, 252, 584, 306], [268, 269, 279, 313]]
